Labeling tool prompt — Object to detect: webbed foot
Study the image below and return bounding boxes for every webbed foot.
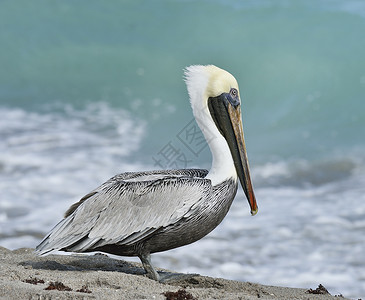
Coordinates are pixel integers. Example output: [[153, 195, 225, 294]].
[[158, 272, 200, 283]]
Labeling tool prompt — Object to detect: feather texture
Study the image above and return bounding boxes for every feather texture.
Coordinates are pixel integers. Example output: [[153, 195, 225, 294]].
[[36, 169, 238, 256]]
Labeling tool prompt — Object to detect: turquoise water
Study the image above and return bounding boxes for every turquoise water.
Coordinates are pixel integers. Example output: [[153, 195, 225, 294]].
[[1, 1, 365, 298], [2, 0, 364, 160]]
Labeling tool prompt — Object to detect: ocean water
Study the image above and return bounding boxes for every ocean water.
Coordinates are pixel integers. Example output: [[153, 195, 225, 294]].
[[1, 0, 365, 298]]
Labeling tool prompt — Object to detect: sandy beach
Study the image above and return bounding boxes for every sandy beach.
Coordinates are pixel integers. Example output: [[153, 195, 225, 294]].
[[0, 246, 352, 300]]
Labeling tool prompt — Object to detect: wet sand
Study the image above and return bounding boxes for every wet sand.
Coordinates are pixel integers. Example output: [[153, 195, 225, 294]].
[[0, 247, 351, 300]]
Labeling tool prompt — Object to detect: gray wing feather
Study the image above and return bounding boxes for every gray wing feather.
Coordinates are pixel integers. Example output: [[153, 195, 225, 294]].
[[36, 169, 210, 254]]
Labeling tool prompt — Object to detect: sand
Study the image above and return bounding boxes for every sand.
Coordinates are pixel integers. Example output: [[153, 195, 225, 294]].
[[0, 246, 351, 300]]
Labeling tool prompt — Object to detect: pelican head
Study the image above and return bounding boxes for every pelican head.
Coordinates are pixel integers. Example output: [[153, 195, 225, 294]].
[[185, 65, 258, 215]]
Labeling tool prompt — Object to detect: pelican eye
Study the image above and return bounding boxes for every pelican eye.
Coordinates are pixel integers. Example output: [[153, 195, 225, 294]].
[[227, 88, 240, 107], [230, 88, 238, 98]]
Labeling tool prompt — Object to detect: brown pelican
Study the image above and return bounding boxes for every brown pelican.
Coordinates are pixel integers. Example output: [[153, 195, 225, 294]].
[[36, 65, 258, 281]]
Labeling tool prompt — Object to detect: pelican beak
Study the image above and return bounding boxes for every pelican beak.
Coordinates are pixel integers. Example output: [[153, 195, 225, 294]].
[[208, 93, 258, 216]]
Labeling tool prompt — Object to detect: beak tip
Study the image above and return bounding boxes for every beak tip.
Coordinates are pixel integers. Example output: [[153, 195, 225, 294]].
[[250, 207, 258, 216]]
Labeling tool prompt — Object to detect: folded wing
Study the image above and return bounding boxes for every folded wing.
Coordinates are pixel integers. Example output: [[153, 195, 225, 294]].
[[36, 169, 210, 254]]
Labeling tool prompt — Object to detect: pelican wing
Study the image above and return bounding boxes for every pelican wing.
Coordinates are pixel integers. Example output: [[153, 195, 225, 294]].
[[64, 168, 208, 218], [36, 169, 210, 254]]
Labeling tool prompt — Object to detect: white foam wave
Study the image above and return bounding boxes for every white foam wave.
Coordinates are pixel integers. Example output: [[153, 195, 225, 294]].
[[253, 156, 362, 188], [153, 165, 365, 298], [0, 103, 146, 243], [1, 103, 365, 298]]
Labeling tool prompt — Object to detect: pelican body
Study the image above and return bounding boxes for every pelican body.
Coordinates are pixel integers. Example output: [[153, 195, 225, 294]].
[[36, 65, 258, 281]]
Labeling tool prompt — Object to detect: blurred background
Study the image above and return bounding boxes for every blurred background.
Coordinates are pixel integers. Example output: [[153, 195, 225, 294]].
[[0, 0, 364, 298]]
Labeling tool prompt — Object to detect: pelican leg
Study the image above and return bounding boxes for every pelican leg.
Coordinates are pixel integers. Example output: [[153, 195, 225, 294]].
[[138, 253, 200, 283], [138, 253, 160, 281]]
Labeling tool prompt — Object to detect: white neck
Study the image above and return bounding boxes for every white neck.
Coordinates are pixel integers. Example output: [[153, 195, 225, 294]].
[[193, 105, 237, 186], [209, 152, 237, 186], [184, 65, 238, 186]]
